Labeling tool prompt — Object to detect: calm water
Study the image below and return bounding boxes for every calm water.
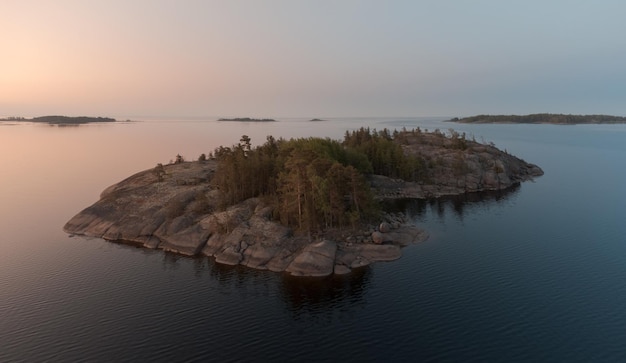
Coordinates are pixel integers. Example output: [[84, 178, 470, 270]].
[[1, 118, 625, 362]]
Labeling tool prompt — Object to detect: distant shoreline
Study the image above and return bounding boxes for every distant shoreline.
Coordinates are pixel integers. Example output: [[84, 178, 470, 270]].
[[448, 113, 626, 125], [0, 115, 116, 125]]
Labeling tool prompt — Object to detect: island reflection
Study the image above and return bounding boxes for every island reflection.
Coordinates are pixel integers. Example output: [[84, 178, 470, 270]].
[[103, 184, 522, 315], [384, 183, 521, 221]]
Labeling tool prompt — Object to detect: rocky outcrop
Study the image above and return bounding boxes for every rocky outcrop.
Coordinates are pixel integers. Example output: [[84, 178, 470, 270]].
[[63, 131, 542, 276], [370, 131, 543, 199], [64, 161, 428, 277]]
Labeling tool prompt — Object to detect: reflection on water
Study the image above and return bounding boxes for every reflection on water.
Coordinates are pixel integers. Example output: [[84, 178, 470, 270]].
[[279, 268, 371, 314], [96, 184, 524, 317], [384, 183, 521, 220]]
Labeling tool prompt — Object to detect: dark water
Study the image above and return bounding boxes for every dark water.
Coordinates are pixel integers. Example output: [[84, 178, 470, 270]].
[[1, 118, 625, 362]]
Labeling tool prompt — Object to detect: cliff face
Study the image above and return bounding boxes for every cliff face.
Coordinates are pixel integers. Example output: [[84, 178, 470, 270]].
[[63, 131, 542, 276]]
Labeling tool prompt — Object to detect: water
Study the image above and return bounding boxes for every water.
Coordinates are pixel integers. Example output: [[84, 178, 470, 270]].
[[1, 118, 625, 362]]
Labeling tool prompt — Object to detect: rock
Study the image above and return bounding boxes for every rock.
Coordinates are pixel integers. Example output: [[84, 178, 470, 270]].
[[335, 250, 357, 266], [334, 265, 351, 275], [379, 222, 392, 233], [385, 226, 429, 247], [358, 244, 401, 261], [242, 244, 278, 270], [285, 240, 337, 277], [371, 231, 384, 244], [350, 256, 370, 268], [214, 246, 243, 265]]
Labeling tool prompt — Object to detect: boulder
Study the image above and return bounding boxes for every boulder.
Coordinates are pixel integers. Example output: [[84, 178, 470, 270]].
[[379, 222, 392, 233], [286, 240, 337, 277], [371, 231, 384, 244]]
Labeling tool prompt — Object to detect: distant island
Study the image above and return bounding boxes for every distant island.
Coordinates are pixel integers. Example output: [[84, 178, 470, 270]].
[[64, 128, 542, 277], [449, 113, 626, 125], [218, 117, 276, 122], [0, 115, 116, 124], [309, 118, 326, 122]]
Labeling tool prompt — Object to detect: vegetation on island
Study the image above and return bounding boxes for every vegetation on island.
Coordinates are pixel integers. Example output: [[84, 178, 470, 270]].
[[0, 115, 116, 124], [449, 113, 626, 124], [204, 127, 464, 234], [217, 117, 276, 122], [208, 132, 375, 232]]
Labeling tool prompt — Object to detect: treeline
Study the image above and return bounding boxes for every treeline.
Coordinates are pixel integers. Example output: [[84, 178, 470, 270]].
[[1, 116, 116, 124], [452, 113, 626, 124], [207, 128, 425, 233], [343, 127, 425, 181]]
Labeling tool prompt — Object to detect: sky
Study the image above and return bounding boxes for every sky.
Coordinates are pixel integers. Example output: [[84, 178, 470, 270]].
[[2, 0, 625, 118]]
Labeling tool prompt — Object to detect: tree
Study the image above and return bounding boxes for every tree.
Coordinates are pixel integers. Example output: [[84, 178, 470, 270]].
[[154, 163, 166, 182], [240, 135, 252, 154]]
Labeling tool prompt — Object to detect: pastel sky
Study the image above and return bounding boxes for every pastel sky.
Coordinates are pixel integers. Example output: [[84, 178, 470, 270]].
[[2, 0, 625, 118]]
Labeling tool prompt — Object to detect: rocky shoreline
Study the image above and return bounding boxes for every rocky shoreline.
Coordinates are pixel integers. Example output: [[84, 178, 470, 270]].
[[64, 130, 542, 277], [64, 161, 428, 277]]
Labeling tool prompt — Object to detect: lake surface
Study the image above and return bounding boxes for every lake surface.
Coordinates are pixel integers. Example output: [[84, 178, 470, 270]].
[[1, 117, 625, 362]]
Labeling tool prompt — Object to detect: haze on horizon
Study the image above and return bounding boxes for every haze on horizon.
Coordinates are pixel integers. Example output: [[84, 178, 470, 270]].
[[2, 0, 625, 119]]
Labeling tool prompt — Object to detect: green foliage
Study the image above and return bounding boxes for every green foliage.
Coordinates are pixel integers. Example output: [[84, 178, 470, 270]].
[[343, 127, 424, 181], [210, 128, 439, 233], [211, 134, 382, 233]]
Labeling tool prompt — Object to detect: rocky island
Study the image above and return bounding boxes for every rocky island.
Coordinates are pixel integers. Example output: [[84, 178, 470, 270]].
[[64, 128, 542, 276], [449, 113, 626, 124], [0, 115, 116, 124]]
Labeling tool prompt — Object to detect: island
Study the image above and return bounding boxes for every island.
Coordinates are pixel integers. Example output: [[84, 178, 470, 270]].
[[309, 118, 326, 122], [64, 128, 543, 276], [0, 115, 116, 124], [449, 113, 626, 124], [218, 117, 276, 122]]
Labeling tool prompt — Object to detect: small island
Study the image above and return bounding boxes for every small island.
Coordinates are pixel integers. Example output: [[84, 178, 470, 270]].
[[449, 113, 626, 124], [218, 117, 276, 122], [309, 118, 326, 122], [64, 128, 542, 276], [0, 115, 116, 125]]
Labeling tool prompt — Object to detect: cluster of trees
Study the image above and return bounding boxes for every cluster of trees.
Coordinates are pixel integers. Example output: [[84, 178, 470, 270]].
[[343, 127, 425, 181], [454, 113, 626, 124], [207, 128, 429, 233], [210, 135, 375, 232], [31, 116, 116, 124]]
